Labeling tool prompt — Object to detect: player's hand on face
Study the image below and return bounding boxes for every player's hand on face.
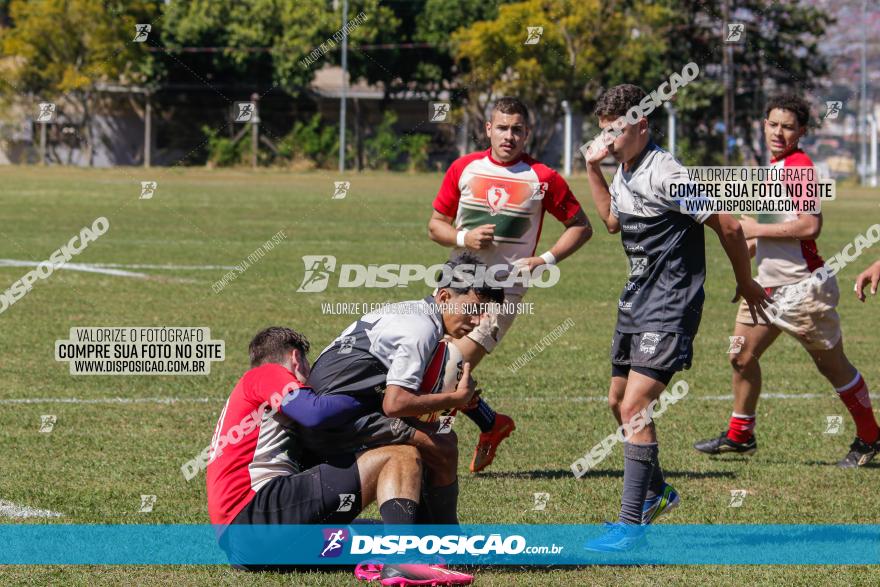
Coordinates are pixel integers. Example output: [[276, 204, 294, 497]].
[[465, 224, 495, 249], [452, 362, 477, 407], [739, 215, 759, 239], [582, 136, 609, 166], [854, 260, 880, 302], [732, 278, 771, 324]]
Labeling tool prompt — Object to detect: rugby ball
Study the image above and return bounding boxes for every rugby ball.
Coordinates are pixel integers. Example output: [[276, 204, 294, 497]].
[[417, 340, 464, 423]]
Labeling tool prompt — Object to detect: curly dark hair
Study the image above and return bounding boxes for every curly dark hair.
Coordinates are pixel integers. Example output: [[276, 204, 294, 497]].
[[765, 94, 811, 128], [248, 326, 310, 367], [594, 84, 648, 118]]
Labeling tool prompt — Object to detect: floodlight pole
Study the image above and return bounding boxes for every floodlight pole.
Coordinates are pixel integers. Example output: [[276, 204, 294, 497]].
[[338, 0, 348, 173], [665, 102, 677, 158], [561, 100, 572, 176], [859, 0, 868, 185]]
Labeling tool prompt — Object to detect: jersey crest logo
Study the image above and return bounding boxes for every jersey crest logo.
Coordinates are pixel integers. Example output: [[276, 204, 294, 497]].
[[486, 185, 511, 215]]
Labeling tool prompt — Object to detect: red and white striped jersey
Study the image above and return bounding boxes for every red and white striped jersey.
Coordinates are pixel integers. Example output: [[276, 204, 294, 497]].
[[433, 149, 582, 293]]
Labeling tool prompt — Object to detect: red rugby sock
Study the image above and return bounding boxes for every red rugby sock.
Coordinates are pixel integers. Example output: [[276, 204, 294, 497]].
[[836, 373, 879, 444]]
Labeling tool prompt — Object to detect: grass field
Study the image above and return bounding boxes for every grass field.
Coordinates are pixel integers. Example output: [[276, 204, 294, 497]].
[[0, 166, 879, 585]]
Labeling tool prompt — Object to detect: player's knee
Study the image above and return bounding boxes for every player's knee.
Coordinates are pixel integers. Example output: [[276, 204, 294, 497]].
[[607, 391, 622, 415], [618, 400, 646, 424], [729, 352, 755, 373]]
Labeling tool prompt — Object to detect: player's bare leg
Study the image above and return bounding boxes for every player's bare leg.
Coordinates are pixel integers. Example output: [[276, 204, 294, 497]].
[[608, 375, 628, 425], [356, 445, 422, 509], [406, 428, 460, 524], [694, 321, 780, 455], [449, 337, 516, 473], [805, 340, 879, 467], [613, 372, 669, 529]]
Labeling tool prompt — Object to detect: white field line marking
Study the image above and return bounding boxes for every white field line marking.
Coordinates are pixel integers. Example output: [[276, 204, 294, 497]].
[[0, 259, 237, 277], [0, 397, 219, 405], [1, 393, 876, 405], [0, 499, 63, 518], [0, 259, 148, 278], [82, 262, 237, 270]]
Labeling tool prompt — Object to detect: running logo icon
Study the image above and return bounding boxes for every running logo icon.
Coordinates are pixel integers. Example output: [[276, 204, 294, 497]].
[[430, 102, 450, 122], [533, 492, 550, 511], [39, 415, 57, 433], [437, 415, 455, 434], [297, 255, 337, 293], [140, 181, 157, 200], [725, 23, 744, 43], [139, 495, 157, 513], [524, 27, 543, 45], [320, 528, 349, 558], [824, 101, 842, 120], [728, 489, 747, 508], [235, 102, 256, 123], [629, 256, 648, 277], [728, 336, 745, 354], [336, 494, 356, 512], [133, 24, 151, 43], [333, 181, 350, 200], [824, 415, 843, 435], [37, 103, 56, 123]]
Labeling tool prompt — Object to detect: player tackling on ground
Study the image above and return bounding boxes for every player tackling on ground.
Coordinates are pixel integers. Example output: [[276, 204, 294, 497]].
[[693, 95, 880, 467], [581, 84, 769, 551], [428, 96, 592, 472]]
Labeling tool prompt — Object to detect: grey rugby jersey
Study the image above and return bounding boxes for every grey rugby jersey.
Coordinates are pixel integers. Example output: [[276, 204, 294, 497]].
[[308, 297, 444, 401], [609, 142, 712, 335]]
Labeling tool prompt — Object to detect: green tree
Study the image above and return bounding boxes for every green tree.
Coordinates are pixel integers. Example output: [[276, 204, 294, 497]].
[[0, 0, 158, 165], [451, 0, 671, 154]]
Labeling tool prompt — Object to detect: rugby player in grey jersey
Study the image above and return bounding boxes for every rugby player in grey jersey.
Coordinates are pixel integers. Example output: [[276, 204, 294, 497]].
[[581, 84, 770, 552]]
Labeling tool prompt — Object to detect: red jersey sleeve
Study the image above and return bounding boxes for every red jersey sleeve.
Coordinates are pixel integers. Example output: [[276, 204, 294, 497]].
[[541, 169, 582, 222], [433, 159, 464, 218]]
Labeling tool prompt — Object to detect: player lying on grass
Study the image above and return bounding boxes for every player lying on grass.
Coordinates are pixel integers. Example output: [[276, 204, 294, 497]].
[[428, 96, 592, 473], [300, 253, 501, 522], [581, 84, 770, 552], [855, 260, 880, 302], [693, 95, 880, 468], [205, 327, 473, 585]]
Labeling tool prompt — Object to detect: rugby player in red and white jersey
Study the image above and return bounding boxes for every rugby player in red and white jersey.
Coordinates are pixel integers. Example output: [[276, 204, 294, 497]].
[[694, 95, 880, 467], [428, 97, 593, 472], [206, 326, 474, 584]]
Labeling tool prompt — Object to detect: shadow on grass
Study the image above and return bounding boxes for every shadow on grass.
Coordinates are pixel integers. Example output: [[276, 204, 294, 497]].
[[475, 469, 736, 480]]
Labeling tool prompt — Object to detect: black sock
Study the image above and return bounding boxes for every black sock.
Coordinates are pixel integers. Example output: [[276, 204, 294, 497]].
[[464, 398, 496, 433], [379, 498, 418, 524], [646, 446, 665, 500], [619, 442, 657, 525], [421, 479, 459, 525]]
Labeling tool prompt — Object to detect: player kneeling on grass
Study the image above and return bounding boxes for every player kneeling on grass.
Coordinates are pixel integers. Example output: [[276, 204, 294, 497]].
[[297, 252, 501, 584], [581, 84, 770, 552], [693, 95, 880, 468], [206, 327, 471, 585]]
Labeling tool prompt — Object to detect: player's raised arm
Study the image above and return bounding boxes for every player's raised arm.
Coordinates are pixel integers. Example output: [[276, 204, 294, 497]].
[[583, 135, 620, 234], [855, 260, 880, 302], [705, 214, 771, 324]]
